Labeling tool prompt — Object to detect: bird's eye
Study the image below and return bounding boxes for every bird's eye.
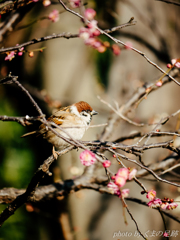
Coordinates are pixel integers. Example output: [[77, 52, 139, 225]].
[[81, 111, 90, 117], [82, 112, 88, 117]]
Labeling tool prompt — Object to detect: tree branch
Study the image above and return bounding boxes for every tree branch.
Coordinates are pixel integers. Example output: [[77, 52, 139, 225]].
[[1, 180, 180, 223], [0, 146, 73, 227], [0, 2, 35, 42], [155, 0, 180, 6], [58, 0, 180, 86]]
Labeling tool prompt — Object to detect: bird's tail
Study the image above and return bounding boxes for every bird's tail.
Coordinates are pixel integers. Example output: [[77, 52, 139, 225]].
[[21, 131, 37, 138]]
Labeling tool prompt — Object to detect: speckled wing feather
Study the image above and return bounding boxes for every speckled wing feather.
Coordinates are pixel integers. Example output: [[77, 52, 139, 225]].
[[38, 114, 65, 135]]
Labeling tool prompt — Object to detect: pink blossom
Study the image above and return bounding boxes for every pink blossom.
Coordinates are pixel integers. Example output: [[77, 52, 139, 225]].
[[80, 32, 90, 41], [79, 27, 91, 40], [125, 41, 132, 49], [107, 182, 121, 196], [116, 168, 129, 180], [114, 175, 126, 187], [175, 62, 180, 68], [161, 201, 178, 210], [32, 0, 38, 2], [28, 51, 34, 58], [128, 168, 137, 180], [84, 8, 96, 21], [97, 45, 106, 53], [156, 80, 162, 87], [19, 47, 24, 51], [167, 63, 172, 68], [79, 24, 100, 41], [84, 37, 96, 46], [171, 59, 177, 65], [91, 29, 101, 37], [69, 0, 81, 8], [84, 38, 106, 53], [121, 189, 129, 198], [91, 40, 101, 48], [48, 10, 59, 22], [5, 51, 16, 61], [43, 0, 51, 6], [18, 52, 23, 56], [87, 20, 101, 37], [79, 18, 103, 53], [102, 160, 111, 168], [161, 202, 169, 210], [88, 20, 98, 33], [166, 202, 178, 210], [147, 198, 162, 208], [171, 58, 180, 68], [18, 47, 24, 56], [146, 190, 156, 200], [80, 150, 96, 166], [107, 182, 129, 198], [163, 232, 169, 237], [112, 44, 121, 56]]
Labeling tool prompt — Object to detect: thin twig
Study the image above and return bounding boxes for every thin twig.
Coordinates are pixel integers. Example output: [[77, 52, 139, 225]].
[[12, 78, 45, 117], [0, 115, 44, 126], [0, 19, 136, 54], [121, 198, 147, 240], [98, 96, 145, 127], [109, 149, 180, 188], [158, 208, 169, 240], [104, 17, 136, 33], [160, 163, 180, 175], [0, 33, 78, 53], [114, 131, 180, 143], [156, 0, 180, 6], [126, 197, 180, 223], [58, 0, 180, 86]]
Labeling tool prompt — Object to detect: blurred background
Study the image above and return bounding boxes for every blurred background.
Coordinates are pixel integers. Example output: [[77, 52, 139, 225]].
[[0, 0, 180, 239]]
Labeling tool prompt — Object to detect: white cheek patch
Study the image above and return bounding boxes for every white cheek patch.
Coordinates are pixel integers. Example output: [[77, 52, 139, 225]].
[[83, 114, 91, 125], [86, 115, 91, 125], [70, 105, 81, 117], [70, 106, 92, 126]]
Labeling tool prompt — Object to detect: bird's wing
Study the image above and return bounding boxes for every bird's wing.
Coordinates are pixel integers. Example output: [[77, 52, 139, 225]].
[[38, 112, 68, 135]]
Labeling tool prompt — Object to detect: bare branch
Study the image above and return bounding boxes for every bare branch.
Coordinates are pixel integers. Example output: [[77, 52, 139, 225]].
[[0, 0, 33, 15], [98, 96, 145, 127], [0, 2, 35, 42], [126, 198, 180, 223], [104, 17, 137, 33], [156, 0, 180, 6], [114, 131, 180, 143], [2, 73, 45, 118], [110, 149, 180, 188], [137, 154, 180, 177], [0, 18, 136, 54], [122, 198, 147, 240], [160, 163, 180, 175], [1, 181, 180, 223], [0, 32, 79, 53], [0, 146, 73, 227], [58, 0, 180, 86], [0, 115, 42, 126]]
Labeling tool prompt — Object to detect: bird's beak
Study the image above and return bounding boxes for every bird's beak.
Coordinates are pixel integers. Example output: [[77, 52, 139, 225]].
[[92, 110, 98, 115]]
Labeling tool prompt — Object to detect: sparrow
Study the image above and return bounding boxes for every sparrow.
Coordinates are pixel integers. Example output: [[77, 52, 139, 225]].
[[21, 101, 98, 158]]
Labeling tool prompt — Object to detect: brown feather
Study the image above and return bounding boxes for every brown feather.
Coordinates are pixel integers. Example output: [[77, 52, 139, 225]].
[[74, 101, 93, 113], [38, 114, 65, 136], [47, 115, 65, 125]]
